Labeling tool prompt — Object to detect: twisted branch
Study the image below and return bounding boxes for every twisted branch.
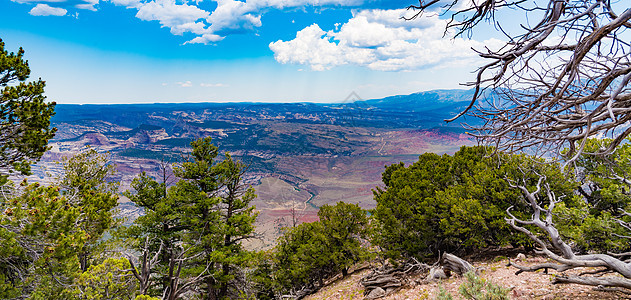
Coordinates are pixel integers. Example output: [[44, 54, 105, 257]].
[[408, 0, 631, 158]]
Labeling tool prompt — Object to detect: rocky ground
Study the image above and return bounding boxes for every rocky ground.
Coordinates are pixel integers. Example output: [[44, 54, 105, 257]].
[[305, 254, 631, 300]]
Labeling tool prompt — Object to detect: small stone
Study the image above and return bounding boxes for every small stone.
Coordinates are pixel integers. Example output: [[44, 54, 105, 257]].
[[516, 253, 526, 261]]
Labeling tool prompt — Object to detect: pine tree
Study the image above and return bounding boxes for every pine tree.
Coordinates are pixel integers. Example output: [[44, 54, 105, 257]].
[[318, 202, 370, 277], [59, 148, 119, 272], [173, 138, 258, 300], [0, 38, 56, 184], [0, 181, 85, 297], [125, 137, 258, 300]]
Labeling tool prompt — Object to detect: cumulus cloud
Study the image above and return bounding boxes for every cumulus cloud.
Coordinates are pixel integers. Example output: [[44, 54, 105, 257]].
[[270, 9, 503, 71], [177, 81, 193, 87], [29, 3, 67, 16], [19, 0, 462, 49], [75, 0, 98, 11], [110, 0, 142, 8], [200, 83, 228, 87], [135, 0, 210, 35], [109, 0, 373, 45], [270, 24, 374, 71], [15, 0, 100, 13]]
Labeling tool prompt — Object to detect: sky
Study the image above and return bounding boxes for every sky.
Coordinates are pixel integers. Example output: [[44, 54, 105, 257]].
[[0, 0, 503, 104]]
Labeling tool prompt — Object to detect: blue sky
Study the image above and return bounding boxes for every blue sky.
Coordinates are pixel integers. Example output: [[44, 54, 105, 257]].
[[0, 0, 502, 104]]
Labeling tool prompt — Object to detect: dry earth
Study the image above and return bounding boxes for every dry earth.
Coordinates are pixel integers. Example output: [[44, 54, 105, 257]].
[[305, 255, 631, 300]]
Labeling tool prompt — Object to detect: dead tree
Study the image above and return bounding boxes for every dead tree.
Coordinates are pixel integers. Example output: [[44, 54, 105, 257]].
[[407, 1, 631, 160], [360, 254, 476, 298], [506, 174, 631, 289], [361, 258, 430, 298]]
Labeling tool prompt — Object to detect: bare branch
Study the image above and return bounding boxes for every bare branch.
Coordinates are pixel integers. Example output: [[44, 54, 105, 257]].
[[410, 0, 631, 158], [507, 173, 631, 290]]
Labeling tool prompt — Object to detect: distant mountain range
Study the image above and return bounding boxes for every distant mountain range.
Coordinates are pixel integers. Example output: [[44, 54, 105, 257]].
[[52, 89, 478, 132]]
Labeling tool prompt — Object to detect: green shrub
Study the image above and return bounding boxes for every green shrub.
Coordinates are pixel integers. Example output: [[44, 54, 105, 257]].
[[271, 202, 371, 295], [435, 272, 509, 300], [458, 271, 509, 300], [371, 146, 575, 260], [435, 285, 454, 300]]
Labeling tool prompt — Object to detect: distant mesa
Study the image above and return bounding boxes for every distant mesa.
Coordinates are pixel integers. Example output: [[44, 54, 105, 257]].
[[127, 124, 168, 144], [81, 132, 112, 146]]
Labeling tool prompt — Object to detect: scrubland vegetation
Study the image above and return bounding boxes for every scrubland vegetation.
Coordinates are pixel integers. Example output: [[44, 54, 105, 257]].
[[4, 0, 631, 297], [4, 133, 631, 299]]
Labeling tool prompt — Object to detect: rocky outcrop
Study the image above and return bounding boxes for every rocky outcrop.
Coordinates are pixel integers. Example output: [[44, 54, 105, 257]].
[[127, 127, 168, 144], [81, 133, 112, 146]]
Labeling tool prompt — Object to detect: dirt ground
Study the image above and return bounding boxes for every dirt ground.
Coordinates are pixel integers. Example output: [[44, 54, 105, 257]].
[[305, 254, 631, 300]]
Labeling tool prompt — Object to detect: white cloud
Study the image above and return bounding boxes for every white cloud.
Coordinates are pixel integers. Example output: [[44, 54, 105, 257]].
[[208, 0, 261, 32], [106, 0, 370, 44], [110, 0, 142, 8], [270, 9, 503, 71], [75, 0, 98, 10], [135, 0, 210, 35], [270, 24, 374, 71], [22, 0, 428, 48], [17, 0, 99, 13], [185, 33, 225, 44], [13, 0, 66, 3], [171, 21, 207, 35], [200, 83, 228, 87], [177, 81, 193, 87], [29, 3, 67, 16]]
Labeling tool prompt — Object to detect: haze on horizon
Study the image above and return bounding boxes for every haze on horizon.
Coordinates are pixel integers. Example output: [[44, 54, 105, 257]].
[[1, 0, 503, 104]]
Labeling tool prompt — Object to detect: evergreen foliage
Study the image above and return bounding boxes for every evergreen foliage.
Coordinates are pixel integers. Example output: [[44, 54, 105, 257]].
[[3, 39, 629, 295], [173, 139, 258, 299], [123, 171, 178, 297], [274, 221, 329, 292], [71, 258, 138, 300], [551, 138, 631, 253], [124, 137, 258, 300], [371, 146, 575, 260], [271, 202, 371, 296], [0, 38, 56, 184], [59, 148, 120, 272], [574, 138, 631, 213], [0, 181, 85, 297], [458, 271, 509, 300], [317, 202, 371, 277], [0, 148, 120, 298], [435, 272, 509, 300]]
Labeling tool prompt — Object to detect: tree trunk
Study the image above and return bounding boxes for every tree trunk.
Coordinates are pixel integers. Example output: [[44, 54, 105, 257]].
[[79, 251, 89, 272], [206, 276, 217, 300]]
